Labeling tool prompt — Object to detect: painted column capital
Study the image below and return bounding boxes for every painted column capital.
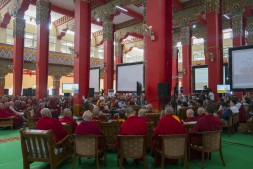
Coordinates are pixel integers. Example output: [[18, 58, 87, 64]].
[[205, 0, 220, 14], [115, 41, 123, 57], [13, 15, 25, 38], [36, 0, 50, 25], [180, 26, 191, 45], [103, 21, 113, 41], [232, 14, 244, 37]]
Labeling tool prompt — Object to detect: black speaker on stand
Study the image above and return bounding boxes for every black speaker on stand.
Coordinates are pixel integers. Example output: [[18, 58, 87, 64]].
[[137, 82, 142, 96], [27, 88, 33, 96], [22, 89, 28, 96], [158, 83, 170, 99], [88, 88, 95, 97], [4, 89, 9, 95]]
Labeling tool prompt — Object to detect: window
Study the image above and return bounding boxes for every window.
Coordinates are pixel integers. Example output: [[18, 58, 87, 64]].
[[49, 36, 56, 51], [61, 40, 74, 54], [123, 47, 144, 63], [6, 28, 14, 45], [24, 32, 37, 48]]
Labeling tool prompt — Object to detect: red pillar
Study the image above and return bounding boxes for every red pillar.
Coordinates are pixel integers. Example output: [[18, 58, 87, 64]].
[[13, 16, 25, 96], [52, 74, 62, 96], [171, 47, 178, 93], [0, 73, 6, 95], [115, 41, 123, 64], [103, 21, 114, 96], [206, 1, 223, 101], [145, 0, 172, 109], [73, 0, 91, 107], [36, 0, 50, 99], [181, 27, 192, 94]]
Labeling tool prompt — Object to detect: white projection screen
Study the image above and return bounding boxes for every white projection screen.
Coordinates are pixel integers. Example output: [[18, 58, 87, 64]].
[[193, 66, 208, 91], [193, 65, 228, 91], [89, 68, 100, 93], [116, 62, 144, 92], [229, 46, 253, 91]]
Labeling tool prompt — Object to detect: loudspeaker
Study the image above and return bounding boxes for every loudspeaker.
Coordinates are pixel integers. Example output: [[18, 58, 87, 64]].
[[158, 83, 170, 99], [52, 89, 57, 96], [137, 82, 142, 96], [27, 88, 33, 96], [88, 88, 95, 97], [32, 89, 36, 96], [23, 89, 28, 96], [64, 93, 70, 97], [4, 89, 9, 95]]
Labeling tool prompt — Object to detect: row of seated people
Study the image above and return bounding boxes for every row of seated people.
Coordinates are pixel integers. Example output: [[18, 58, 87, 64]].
[[33, 103, 222, 166]]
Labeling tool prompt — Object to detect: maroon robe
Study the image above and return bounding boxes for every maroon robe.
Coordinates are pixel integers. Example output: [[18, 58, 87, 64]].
[[185, 116, 198, 122], [33, 107, 42, 119], [75, 120, 106, 156], [36, 116, 67, 143], [3, 108, 23, 128], [139, 117, 151, 123], [119, 116, 148, 135], [59, 116, 78, 133]]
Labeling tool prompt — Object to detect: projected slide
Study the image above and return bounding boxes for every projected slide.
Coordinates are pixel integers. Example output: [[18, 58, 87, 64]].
[[194, 67, 208, 90], [62, 84, 79, 93], [89, 68, 100, 92], [117, 62, 144, 92], [217, 85, 230, 93], [231, 48, 253, 89]]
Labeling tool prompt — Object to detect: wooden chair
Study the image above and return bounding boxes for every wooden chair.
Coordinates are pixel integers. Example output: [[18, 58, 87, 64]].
[[0, 117, 13, 129], [72, 134, 106, 169], [232, 113, 239, 132], [62, 123, 72, 135], [159, 134, 188, 169], [25, 109, 38, 129], [117, 135, 147, 169], [178, 108, 189, 121], [20, 129, 73, 169], [145, 113, 160, 127], [222, 115, 233, 136], [93, 121, 122, 149], [146, 122, 154, 150], [189, 130, 225, 169]]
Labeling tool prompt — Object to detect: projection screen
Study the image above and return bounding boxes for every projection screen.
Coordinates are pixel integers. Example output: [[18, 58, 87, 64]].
[[89, 68, 100, 93], [229, 46, 253, 91], [116, 62, 144, 92]]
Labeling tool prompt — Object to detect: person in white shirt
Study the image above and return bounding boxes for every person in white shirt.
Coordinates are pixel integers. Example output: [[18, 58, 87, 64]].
[[208, 90, 214, 101], [230, 99, 239, 114]]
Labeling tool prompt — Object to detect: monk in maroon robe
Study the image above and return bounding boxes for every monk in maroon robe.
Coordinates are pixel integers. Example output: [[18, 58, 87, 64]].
[[75, 110, 106, 156], [119, 106, 148, 135], [33, 103, 45, 119], [185, 109, 198, 122], [145, 104, 154, 114], [59, 108, 78, 133], [138, 109, 151, 123], [3, 102, 23, 128], [152, 107, 186, 164], [189, 104, 223, 159], [36, 108, 67, 143]]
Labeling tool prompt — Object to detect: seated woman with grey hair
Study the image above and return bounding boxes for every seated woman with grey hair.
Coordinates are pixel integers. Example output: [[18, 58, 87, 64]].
[[75, 110, 106, 156], [36, 108, 67, 143], [138, 109, 151, 122], [59, 108, 78, 133]]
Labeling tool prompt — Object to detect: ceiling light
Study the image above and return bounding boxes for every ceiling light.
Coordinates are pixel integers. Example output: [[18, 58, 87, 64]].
[[224, 14, 230, 20], [116, 5, 128, 12], [192, 24, 196, 29], [96, 18, 100, 22]]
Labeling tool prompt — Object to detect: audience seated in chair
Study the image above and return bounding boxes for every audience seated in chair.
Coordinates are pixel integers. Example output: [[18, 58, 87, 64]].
[[119, 106, 148, 135], [185, 109, 198, 122], [33, 103, 45, 119], [219, 102, 233, 122], [36, 108, 67, 143], [189, 104, 223, 159], [75, 110, 106, 157], [197, 107, 206, 119], [138, 109, 151, 122], [92, 106, 106, 121], [152, 106, 186, 165], [59, 108, 78, 133], [2, 102, 23, 128], [145, 104, 154, 114]]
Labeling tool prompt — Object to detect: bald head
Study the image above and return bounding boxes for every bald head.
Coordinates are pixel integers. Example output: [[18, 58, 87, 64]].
[[138, 109, 146, 117], [92, 106, 100, 116], [40, 108, 52, 118], [165, 106, 175, 115], [82, 110, 92, 121], [63, 108, 72, 117], [197, 107, 206, 116], [146, 104, 153, 111], [186, 109, 194, 117], [125, 106, 135, 117]]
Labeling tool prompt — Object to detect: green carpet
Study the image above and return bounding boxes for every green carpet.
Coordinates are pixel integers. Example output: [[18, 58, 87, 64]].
[[0, 129, 253, 169]]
